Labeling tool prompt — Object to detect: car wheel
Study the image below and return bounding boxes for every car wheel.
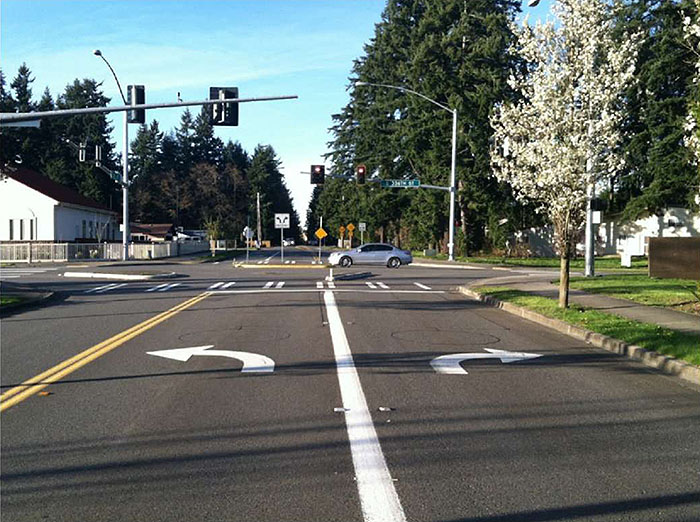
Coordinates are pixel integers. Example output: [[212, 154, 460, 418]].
[[387, 257, 401, 268], [340, 256, 353, 267]]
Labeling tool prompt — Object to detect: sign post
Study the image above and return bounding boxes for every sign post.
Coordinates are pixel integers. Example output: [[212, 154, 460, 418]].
[[275, 213, 290, 263], [243, 225, 254, 263], [346, 223, 355, 248]]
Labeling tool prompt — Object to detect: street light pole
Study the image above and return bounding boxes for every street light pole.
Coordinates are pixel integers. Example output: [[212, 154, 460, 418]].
[[93, 49, 130, 261], [355, 81, 458, 261]]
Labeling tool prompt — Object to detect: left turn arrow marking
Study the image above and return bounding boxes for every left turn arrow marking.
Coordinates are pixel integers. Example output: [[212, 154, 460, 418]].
[[147, 345, 275, 373]]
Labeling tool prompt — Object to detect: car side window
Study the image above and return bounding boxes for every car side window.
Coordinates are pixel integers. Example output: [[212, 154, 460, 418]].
[[376, 245, 392, 251], [362, 245, 376, 252]]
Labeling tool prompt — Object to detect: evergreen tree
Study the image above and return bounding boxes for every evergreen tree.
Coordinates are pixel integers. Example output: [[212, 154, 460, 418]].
[[326, 0, 522, 254], [615, 0, 700, 217]]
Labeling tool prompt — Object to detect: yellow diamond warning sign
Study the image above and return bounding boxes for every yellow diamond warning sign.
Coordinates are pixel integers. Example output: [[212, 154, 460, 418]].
[[315, 227, 328, 240]]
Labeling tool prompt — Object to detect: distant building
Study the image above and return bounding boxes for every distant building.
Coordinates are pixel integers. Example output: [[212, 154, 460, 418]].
[[514, 206, 700, 258], [131, 223, 175, 242], [0, 166, 120, 242]]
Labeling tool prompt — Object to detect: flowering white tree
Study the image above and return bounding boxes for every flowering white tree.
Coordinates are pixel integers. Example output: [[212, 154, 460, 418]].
[[491, 0, 639, 308], [683, 1, 700, 167]]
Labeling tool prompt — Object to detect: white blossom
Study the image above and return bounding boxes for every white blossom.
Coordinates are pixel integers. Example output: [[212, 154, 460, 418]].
[[491, 0, 639, 257]]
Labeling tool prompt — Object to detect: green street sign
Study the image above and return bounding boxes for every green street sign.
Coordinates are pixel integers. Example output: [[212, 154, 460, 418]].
[[380, 179, 420, 188]]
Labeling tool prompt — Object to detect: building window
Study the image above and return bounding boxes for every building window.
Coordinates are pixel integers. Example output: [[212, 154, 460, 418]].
[[30, 219, 34, 240], [19, 219, 24, 240], [82, 220, 86, 238], [9, 219, 13, 240]]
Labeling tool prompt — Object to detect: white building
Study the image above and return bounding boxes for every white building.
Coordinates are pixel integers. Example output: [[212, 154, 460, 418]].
[[515, 206, 700, 258], [0, 167, 120, 242]]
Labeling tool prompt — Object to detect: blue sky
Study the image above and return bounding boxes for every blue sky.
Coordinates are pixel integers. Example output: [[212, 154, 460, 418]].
[[1, 0, 553, 225]]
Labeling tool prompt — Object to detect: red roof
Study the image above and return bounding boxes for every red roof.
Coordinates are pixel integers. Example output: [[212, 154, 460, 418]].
[[3, 166, 115, 213]]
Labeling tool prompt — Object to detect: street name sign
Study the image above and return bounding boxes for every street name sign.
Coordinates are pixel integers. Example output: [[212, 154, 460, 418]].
[[274, 213, 290, 229], [380, 179, 420, 188]]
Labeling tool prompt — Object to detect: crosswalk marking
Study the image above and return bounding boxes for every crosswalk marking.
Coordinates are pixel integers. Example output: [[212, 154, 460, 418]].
[[276, 281, 285, 288], [158, 283, 181, 292], [316, 281, 324, 289], [365, 282, 377, 289], [209, 282, 225, 289], [86, 283, 119, 294], [263, 281, 274, 289], [414, 282, 431, 290], [95, 283, 126, 294], [221, 282, 236, 289], [146, 283, 170, 292], [377, 282, 390, 289]]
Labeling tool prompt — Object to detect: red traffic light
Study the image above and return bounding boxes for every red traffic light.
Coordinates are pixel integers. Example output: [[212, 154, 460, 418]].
[[310, 164, 325, 184], [356, 164, 366, 185]]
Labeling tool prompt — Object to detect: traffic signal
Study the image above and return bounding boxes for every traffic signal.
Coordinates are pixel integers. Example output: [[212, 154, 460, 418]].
[[356, 164, 366, 185], [310, 164, 325, 184], [127, 85, 145, 124], [209, 87, 239, 126]]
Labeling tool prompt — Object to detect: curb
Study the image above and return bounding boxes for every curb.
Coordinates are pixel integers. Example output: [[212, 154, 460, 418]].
[[458, 286, 700, 387], [233, 263, 328, 269], [413, 262, 483, 270], [0, 290, 56, 316], [62, 271, 179, 281], [333, 271, 373, 281]]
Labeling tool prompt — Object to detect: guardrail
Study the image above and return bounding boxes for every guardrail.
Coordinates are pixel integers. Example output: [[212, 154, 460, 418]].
[[0, 240, 210, 263]]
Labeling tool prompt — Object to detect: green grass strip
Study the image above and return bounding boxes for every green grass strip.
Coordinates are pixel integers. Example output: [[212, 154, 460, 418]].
[[474, 286, 700, 367], [0, 296, 24, 307], [413, 252, 647, 270], [569, 274, 699, 308]]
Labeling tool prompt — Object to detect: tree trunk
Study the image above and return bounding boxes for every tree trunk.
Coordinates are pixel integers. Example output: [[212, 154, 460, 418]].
[[558, 250, 570, 308]]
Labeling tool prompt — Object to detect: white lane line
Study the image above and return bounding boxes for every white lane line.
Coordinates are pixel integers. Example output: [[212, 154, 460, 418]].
[[285, 260, 291, 264], [146, 283, 170, 293], [221, 282, 236, 289], [323, 291, 406, 522], [365, 282, 377, 289], [257, 260, 263, 265], [86, 283, 118, 294], [276, 281, 285, 288], [413, 282, 431, 290], [327, 281, 336, 289], [292, 260, 297, 264], [263, 281, 274, 289], [377, 282, 389, 289], [95, 283, 126, 294], [158, 283, 181, 292], [0, 276, 21, 279], [209, 282, 225, 289], [316, 281, 324, 289], [211, 288, 445, 295]]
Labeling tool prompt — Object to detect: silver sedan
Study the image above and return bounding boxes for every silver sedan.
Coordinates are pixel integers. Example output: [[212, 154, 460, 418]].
[[327, 243, 413, 268]]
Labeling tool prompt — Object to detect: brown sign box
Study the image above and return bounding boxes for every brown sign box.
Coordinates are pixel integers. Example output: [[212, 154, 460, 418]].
[[648, 237, 700, 280]]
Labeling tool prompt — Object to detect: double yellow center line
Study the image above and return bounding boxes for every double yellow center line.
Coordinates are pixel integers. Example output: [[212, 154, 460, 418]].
[[1, 291, 211, 412]]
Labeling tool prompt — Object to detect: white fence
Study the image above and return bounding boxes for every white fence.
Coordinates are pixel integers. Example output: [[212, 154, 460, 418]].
[[0, 241, 210, 263]]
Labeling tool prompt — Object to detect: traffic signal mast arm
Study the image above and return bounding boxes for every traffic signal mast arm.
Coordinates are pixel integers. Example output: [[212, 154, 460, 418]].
[[0, 95, 298, 124]]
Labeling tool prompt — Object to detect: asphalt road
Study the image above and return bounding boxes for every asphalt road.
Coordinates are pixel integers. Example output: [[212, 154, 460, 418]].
[[2, 248, 699, 521]]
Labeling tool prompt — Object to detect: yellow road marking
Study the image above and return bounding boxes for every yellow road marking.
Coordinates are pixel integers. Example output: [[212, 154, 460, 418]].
[[0, 292, 211, 412]]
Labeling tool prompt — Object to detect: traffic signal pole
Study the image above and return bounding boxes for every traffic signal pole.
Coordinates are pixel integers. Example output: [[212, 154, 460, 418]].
[[122, 113, 129, 261]]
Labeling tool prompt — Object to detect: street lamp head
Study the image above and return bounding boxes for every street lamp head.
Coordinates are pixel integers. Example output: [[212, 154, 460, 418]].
[[527, 0, 540, 6], [93, 49, 102, 56], [355, 81, 367, 86]]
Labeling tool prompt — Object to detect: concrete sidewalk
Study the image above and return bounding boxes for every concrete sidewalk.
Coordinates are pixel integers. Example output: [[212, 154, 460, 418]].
[[475, 273, 700, 336]]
